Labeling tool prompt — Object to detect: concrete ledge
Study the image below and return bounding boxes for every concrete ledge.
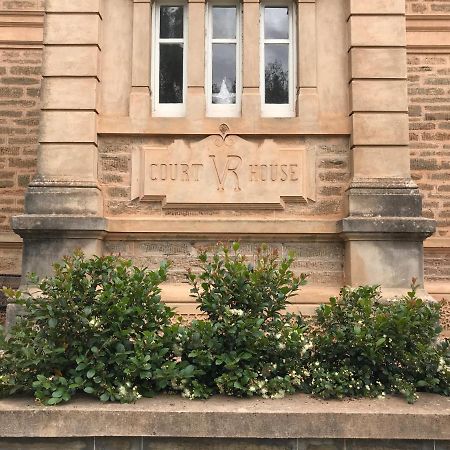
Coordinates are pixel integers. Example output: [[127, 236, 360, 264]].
[[0, 394, 449, 440]]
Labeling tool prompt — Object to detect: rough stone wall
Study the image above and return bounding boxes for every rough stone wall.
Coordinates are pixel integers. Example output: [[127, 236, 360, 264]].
[[406, 0, 450, 13], [408, 53, 450, 239], [0, 0, 42, 10], [104, 239, 344, 286], [0, 48, 41, 233], [405, 0, 450, 335]]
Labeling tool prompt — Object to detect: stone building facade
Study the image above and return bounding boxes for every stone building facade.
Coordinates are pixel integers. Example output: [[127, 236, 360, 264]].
[[0, 0, 448, 333]]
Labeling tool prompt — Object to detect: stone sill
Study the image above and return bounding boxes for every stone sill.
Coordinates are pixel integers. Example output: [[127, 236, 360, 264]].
[[0, 394, 449, 440]]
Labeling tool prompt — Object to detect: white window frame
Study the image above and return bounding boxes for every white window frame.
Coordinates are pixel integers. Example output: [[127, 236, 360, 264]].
[[260, 1, 296, 118], [152, 1, 188, 117], [205, 1, 242, 117]]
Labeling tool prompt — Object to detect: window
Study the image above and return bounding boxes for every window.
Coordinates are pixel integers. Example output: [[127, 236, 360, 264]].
[[206, 2, 241, 117], [260, 3, 295, 117], [152, 3, 187, 117]]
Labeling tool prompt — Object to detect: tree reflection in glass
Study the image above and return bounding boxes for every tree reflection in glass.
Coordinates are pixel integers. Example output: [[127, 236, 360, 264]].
[[264, 44, 288, 104], [160, 6, 183, 38], [159, 44, 183, 103], [158, 6, 184, 104]]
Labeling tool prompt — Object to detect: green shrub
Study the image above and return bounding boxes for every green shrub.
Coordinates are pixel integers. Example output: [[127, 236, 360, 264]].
[[174, 243, 309, 399], [0, 251, 180, 405], [305, 284, 450, 403]]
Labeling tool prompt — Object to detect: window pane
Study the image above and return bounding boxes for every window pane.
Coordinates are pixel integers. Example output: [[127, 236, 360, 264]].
[[264, 44, 289, 104], [159, 43, 183, 103], [264, 7, 289, 39], [212, 43, 236, 104], [160, 6, 183, 39], [213, 6, 236, 39]]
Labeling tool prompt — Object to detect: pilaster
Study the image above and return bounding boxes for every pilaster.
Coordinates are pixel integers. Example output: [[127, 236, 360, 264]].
[[343, 0, 435, 290], [242, 0, 260, 117], [130, 0, 152, 122], [186, 0, 206, 119], [297, 0, 319, 121], [11, 1, 105, 286]]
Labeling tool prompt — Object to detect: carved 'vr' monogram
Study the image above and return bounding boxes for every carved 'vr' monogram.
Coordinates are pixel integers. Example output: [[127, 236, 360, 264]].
[[209, 154, 242, 192]]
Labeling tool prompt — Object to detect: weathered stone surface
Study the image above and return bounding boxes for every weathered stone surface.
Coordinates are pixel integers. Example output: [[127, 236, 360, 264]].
[[143, 438, 297, 450], [0, 438, 93, 449], [0, 394, 448, 440]]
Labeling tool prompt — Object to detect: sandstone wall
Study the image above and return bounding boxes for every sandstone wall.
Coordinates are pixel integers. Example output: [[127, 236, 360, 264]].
[[0, 1, 42, 319], [0, 1, 450, 329], [405, 0, 450, 330]]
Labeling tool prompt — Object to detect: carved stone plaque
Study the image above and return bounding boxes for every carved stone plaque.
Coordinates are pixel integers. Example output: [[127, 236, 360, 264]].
[[132, 136, 315, 209]]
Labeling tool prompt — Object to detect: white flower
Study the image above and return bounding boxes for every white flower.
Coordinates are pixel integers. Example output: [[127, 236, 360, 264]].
[[278, 343, 286, 350], [275, 333, 281, 340], [229, 308, 244, 317]]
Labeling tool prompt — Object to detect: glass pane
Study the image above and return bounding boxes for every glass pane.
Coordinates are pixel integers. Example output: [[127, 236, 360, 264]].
[[212, 43, 236, 104], [159, 43, 183, 103], [265, 44, 289, 104], [160, 6, 183, 39], [264, 7, 289, 40], [213, 6, 236, 39]]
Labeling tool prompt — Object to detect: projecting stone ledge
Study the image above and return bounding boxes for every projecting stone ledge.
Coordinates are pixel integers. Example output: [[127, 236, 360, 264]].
[[0, 393, 449, 441]]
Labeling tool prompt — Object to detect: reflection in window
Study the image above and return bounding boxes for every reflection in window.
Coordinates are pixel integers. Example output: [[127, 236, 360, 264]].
[[261, 4, 294, 117], [207, 4, 241, 116], [154, 4, 186, 116]]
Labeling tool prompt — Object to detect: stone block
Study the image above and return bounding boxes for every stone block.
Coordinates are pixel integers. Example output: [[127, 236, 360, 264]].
[[24, 186, 103, 216], [40, 111, 97, 143], [346, 440, 433, 450], [96, 437, 141, 450], [38, 144, 98, 180], [344, 238, 425, 287], [0, 438, 93, 449], [348, 16, 406, 47], [350, 80, 408, 112], [352, 113, 409, 146], [347, 187, 422, 217], [43, 46, 99, 77], [349, 0, 405, 15], [44, 14, 101, 45], [352, 146, 411, 178], [350, 48, 407, 79], [41, 78, 98, 110], [46, 0, 102, 13], [298, 440, 345, 450], [143, 438, 297, 450]]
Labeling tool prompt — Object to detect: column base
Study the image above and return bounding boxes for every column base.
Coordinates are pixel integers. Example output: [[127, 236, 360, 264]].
[[6, 215, 107, 332], [341, 216, 436, 289]]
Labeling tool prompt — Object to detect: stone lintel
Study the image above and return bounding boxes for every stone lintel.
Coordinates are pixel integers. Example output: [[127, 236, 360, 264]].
[[0, 394, 448, 440]]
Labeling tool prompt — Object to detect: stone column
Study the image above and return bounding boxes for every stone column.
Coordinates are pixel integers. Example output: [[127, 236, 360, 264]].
[[11, 0, 106, 283], [343, 0, 435, 293]]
